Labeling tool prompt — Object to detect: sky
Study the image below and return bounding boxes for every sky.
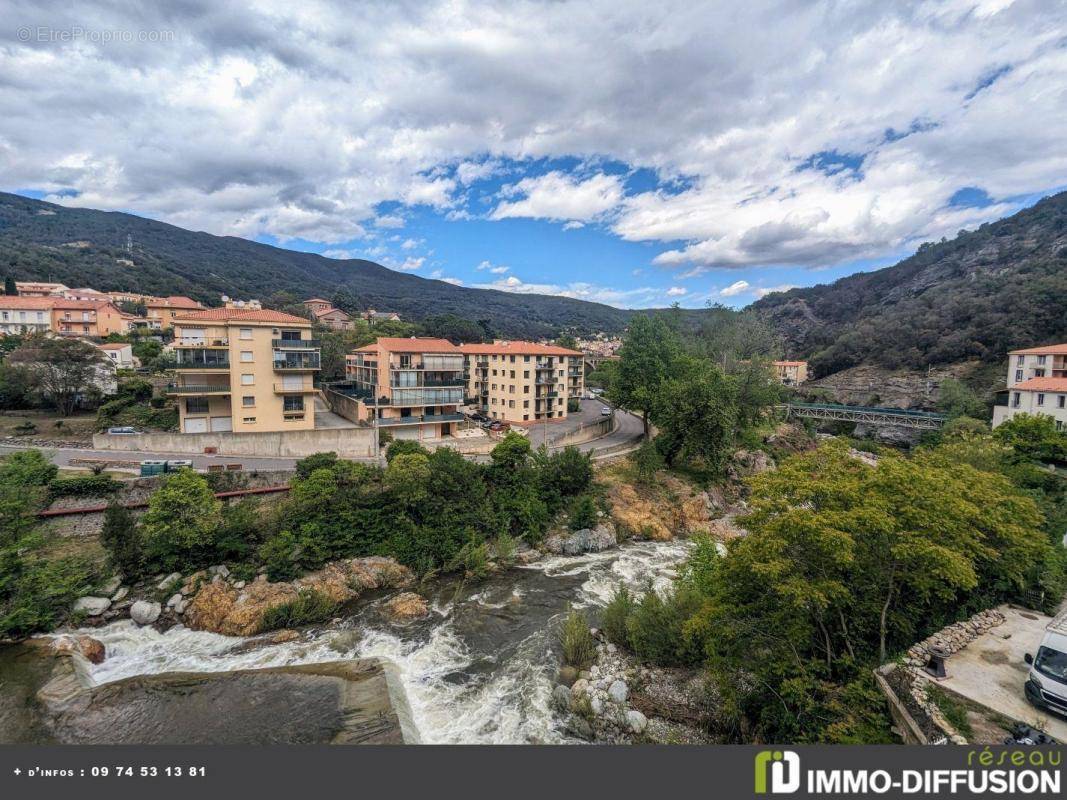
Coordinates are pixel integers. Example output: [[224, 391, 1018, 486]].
[[2, 0, 1066, 309]]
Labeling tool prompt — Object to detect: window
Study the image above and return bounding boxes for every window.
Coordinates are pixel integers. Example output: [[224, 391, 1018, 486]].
[[524, 355, 530, 362], [523, 414, 529, 420], [1037, 393, 1045, 406], [1012, 392, 1021, 408], [186, 398, 209, 414], [523, 370, 529, 379], [524, 385, 530, 393], [283, 396, 305, 412], [1035, 369, 1046, 378], [1038, 355, 1047, 365], [239, 328, 252, 340], [1059, 396, 1066, 409], [1017, 355, 1025, 365], [508, 400, 515, 409], [280, 329, 302, 341], [523, 400, 529, 408], [243, 417, 256, 424], [241, 374, 254, 385], [242, 396, 255, 407], [240, 351, 254, 362], [509, 370, 515, 378], [1016, 370, 1024, 382]]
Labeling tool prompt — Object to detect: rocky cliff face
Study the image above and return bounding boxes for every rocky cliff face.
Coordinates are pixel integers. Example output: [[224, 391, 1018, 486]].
[[801, 363, 981, 410]]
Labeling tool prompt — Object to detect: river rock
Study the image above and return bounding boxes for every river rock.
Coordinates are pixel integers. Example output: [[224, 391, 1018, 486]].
[[590, 696, 604, 716], [571, 679, 589, 699], [99, 576, 122, 596], [50, 635, 106, 665], [608, 679, 628, 704], [383, 592, 429, 623], [271, 629, 300, 644], [210, 564, 230, 578], [557, 666, 579, 687], [110, 587, 128, 602], [544, 523, 618, 556], [156, 572, 182, 591], [566, 715, 594, 740], [73, 596, 110, 616], [166, 593, 183, 611], [130, 601, 161, 626], [552, 684, 572, 713], [626, 709, 648, 734]]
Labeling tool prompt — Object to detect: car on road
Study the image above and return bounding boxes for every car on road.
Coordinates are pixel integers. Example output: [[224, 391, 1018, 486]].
[[107, 426, 140, 435], [600, 407, 612, 416]]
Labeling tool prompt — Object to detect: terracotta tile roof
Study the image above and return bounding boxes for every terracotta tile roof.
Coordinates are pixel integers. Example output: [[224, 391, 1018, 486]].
[[457, 341, 583, 356], [1010, 344, 1067, 356], [146, 295, 202, 309], [314, 307, 349, 318], [0, 296, 58, 309], [774, 360, 808, 367], [173, 308, 311, 324], [303, 298, 333, 304], [1012, 378, 1067, 392], [51, 299, 117, 310], [96, 343, 130, 350], [355, 337, 460, 354]]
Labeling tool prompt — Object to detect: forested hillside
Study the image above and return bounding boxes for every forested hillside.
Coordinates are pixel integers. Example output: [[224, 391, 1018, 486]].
[[753, 191, 1067, 377], [0, 192, 644, 339]]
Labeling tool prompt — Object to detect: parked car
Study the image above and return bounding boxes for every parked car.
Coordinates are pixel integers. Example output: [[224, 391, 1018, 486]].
[[107, 426, 140, 435], [600, 407, 612, 416], [489, 421, 509, 431]]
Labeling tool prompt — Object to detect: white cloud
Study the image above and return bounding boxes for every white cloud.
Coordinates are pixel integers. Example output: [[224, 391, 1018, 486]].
[[477, 260, 509, 274], [754, 284, 798, 298], [666, 286, 687, 296], [388, 256, 423, 271], [491, 172, 623, 223], [400, 238, 420, 250], [719, 280, 750, 297], [441, 277, 464, 285], [1, 0, 1064, 276], [475, 275, 678, 308]]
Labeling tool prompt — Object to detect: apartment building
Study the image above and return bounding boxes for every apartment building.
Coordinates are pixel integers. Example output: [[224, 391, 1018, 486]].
[[167, 308, 320, 434], [993, 344, 1067, 430], [15, 281, 68, 297], [343, 337, 465, 440], [51, 299, 128, 337], [773, 360, 809, 386], [459, 341, 585, 423], [145, 296, 204, 329], [0, 296, 56, 334], [303, 298, 334, 315], [62, 287, 113, 302]]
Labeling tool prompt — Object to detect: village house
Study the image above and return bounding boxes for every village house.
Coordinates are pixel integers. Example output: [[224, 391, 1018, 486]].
[[15, 281, 68, 297], [95, 342, 138, 369], [145, 296, 204, 330], [773, 360, 809, 386], [993, 344, 1067, 430], [51, 299, 128, 337]]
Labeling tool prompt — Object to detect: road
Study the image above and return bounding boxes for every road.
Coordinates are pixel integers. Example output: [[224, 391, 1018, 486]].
[[0, 405, 645, 472]]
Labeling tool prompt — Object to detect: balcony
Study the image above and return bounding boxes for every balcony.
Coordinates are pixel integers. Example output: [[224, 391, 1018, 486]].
[[175, 338, 229, 348], [175, 352, 231, 370], [273, 338, 320, 349], [535, 361, 554, 370], [377, 412, 464, 427], [273, 351, 321, 371], [166, 383, 231, 395], [273, 382, 316, 393], [536, 376, 555, 385]]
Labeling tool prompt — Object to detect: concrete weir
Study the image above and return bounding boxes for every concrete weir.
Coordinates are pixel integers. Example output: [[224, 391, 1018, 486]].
[[25, 651, 417, 744]]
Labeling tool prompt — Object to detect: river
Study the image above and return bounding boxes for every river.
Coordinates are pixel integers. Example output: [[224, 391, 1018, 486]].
[[69, 539, 693, 744]]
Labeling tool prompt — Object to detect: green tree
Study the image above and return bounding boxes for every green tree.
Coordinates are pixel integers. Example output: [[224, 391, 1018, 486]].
[[100, 501, 144, 580], [385, 439, 429, 463], [994, 414, 1067, 463], [611, 315, 681, 438], [653, 360, 737, 471], [0, 449, 57, 487], [8, 335, 108, 415], [141, 470, 223, 570], [554, 334, 578, 350], [937, 378, 986, 419]]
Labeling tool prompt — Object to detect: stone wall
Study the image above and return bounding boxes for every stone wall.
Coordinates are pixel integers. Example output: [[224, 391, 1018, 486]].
[[902, 608, 1006, 668], [93, 427, 376, 459]]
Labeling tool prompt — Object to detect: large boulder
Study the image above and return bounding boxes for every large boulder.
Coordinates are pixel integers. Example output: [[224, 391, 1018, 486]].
[[50, 635, 106, 665], [727, 449, 775, 481], [130, 601, 161, 626], [73, 597, 110, 616], [544, 523, 617, 555], [382, 592, 429, 623]]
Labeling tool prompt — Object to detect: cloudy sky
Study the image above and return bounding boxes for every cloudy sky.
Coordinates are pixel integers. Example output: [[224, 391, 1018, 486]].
[[3, 0, 1066, 308]]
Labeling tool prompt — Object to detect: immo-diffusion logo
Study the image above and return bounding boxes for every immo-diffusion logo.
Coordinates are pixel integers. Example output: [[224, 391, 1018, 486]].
[[755, 750, 801, 794]]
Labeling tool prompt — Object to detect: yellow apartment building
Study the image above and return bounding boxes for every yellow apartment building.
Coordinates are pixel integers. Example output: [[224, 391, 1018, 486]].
[[145, 296, 204, 330], [458, 341, 585, 423], [343, 337, 465, 440], [167, 308, 320, 434]]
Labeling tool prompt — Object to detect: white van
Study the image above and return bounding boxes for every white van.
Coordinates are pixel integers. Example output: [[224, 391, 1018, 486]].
[[1024, 610, 1067, 716]]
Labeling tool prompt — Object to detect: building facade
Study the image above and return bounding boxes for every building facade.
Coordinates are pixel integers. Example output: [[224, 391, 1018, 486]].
[[15, 281, 68, 297], [993, 344, 1067, 430], [51, 299, 127, 337], [145, 296, 204, 330], [343, 337, 465, 440], [773, 360, 809, 386], [96, 342, 137, 369], [314, 307, 353, 330], [0, 296, 57, 334], [167, 308, 320, 434], [459, 341, 584, 423]]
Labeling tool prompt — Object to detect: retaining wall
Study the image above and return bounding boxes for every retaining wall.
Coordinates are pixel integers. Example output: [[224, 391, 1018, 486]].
[[93, 427, 376, 459]]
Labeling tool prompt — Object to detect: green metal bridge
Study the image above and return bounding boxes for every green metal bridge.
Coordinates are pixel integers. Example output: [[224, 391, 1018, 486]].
[[779, 402, 948, 430]]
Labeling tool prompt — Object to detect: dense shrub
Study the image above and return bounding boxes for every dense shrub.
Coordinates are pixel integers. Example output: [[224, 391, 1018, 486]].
[[294, 451, 339, 479], [141, 469, 223, 572], [47, 475, 122, 499], [100, 501, 144, 581], [567, 493, 599, 531], [258, 589, 339, 632], [601, 586, 635, 648], [559, 606, 595, 669], [259, 531, 300, 582], [385, 439, 429, 463]]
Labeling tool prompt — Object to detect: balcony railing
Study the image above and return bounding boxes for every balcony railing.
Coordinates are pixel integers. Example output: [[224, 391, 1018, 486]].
[[273, 352, 321, 370], [273, 383, 315, 393], [535, 361, 554, 369], [536, 377, 555, 385], [166, 383, 231, 395], [272, 338, 320, 349], [377, 412, 464, 427], [175, 354, 231, 370], [175, 338, 229, 348]]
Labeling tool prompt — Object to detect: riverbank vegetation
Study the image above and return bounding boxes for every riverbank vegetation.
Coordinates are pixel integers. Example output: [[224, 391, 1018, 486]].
[[603, 423, 1067, 743]]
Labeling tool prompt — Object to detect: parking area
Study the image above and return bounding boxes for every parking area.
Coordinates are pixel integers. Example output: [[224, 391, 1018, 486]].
[[937, 605, 1067, 741]]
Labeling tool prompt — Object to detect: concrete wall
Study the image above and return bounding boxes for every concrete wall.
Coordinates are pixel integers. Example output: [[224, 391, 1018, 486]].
[[93, 426, 376, 459], [323, 386, 366, 424]]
